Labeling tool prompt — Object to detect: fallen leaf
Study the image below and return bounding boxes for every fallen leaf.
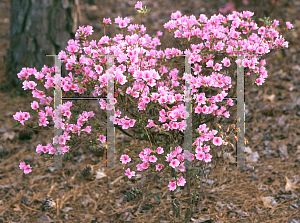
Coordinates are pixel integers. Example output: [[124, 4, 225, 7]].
[[245, 146, 252, 154], [13, 204, 23, 212], [2, 131, 15, 141], [61, 207, 73, 212], [260, 196, 273, 208], [285, 176, 300, 191], [263, 94, 276, 103], [95, 169, 107, 179]]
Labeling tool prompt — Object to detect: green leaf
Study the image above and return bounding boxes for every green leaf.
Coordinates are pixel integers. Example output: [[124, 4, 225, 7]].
[[32, 125, 38, 129], [258, 18, 264, 22], [147, 104, 156, 110], [12, 123, 20, 128], [116, 27, 122, 31], [78, 83, 83, 89], [146, 9, 152, 14], [154, 194, 160, 202]]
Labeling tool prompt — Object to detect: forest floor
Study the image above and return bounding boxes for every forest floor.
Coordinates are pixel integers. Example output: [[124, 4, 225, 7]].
[[0, 0, 300, 222]]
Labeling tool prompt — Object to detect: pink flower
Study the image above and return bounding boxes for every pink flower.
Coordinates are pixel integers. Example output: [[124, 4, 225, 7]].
[[286, 21, 293, 29], [214, 63, 222, 71], [95, 65, 103, 74], [128, 119, 136, 127], [256, 46, 264, 54], [62, 146, 70, 153], [203, 145, 210, 153], [82, 126, 92, 133], [227, 98, 234, 106], [23, 164, 32, 174], [103, 18, 112, 25], [177, 176, 186, 187], [168, 179, 177, 191], [183, 150, 194, 161], [178, 163, 185, 172], [213, 137, 223, 146], [156, 163, 163, 171], [144, 148, 153, 155], [195, 152, 205, 161], [171, 10, 182, 20], [177, 154, 184, 162], [19, 162, 26, 170], [135, 1, 143, 10], [149, 155, 157, 163], [27, 81, 37, 89], [31, 101, 39, 110], [156, 147, 164, 154], [258, 27, 265, 35], [141, 162, 149, 169], [174, 146, 182, 154], [255, 77, 265, 86], [169, 159, 180, 168], [221, 57, 231, 67], [195, 146, 203, 153], [206, 60, 214, 68], [125, 168, 135, 179], [36, 144, 43, 154], [42, 146, 48, 153], [97, 135, 106, 143], [120, 154, 131, 164], [223, 111, 230, 118], [136, 164, 143, 171], [48, 146, 55, 155], [204, 153, 212, 163]]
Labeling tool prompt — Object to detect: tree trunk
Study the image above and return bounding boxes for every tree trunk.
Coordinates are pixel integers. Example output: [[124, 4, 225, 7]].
[[3, 0, 80, 95]]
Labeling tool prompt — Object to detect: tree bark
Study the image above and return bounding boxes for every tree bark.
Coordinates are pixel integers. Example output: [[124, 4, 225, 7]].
[[3, 0, 80, 95]]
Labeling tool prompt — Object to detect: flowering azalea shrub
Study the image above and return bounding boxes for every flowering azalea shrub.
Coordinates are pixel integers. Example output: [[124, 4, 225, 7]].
[[13, 1, 292, 196]]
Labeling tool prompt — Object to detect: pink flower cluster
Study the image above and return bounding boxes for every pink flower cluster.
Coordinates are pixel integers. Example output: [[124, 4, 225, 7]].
[[121, 123, 226, 190], [115, 16, 131, 29], [19, 162, 32, 174], [13, 111, 30, 126]]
